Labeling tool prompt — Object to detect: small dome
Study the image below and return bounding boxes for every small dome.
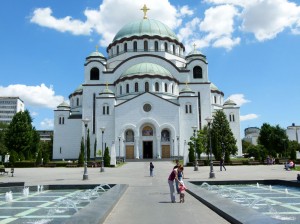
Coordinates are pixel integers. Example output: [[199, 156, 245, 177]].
[[74, 84, 83, 93], [113, 19, 178, 42], [121, 63, 172, 78], [187, 49, 204, 56], [224, 99, 237, 106], [57, 101, 70, 109], [210, 83, 219, 91], [180, 85, 193, 93], [102, 88, 114, 94], [89, 51, 105, 58]]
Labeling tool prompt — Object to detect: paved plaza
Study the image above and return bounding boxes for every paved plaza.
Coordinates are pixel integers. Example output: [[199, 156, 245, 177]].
[[0, 162, 297, 223]]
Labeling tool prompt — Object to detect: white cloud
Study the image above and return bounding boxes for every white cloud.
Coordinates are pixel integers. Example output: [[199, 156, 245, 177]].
[[31, 111, 38, 117], [212, 36, 240, 50], [179, 5, 194, 17], [240, 114, 259, 121], [30, 7, 92, 35], [30, 0, 181, 47], [40, 118, 54, 129], [241, 0, 300, 41], [225, 94, 250, 107], [0, 84, 64, 109]]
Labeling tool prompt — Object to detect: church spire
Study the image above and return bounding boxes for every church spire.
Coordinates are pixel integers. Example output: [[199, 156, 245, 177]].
[[141, 4, 150, 19]]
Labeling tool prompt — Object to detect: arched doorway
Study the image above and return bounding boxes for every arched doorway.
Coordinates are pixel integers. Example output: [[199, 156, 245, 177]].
[[142, 126, 153, 159]]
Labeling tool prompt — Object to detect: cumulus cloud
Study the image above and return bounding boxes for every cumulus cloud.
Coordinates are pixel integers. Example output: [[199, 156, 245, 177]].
[[178, 5, 194, 17], [225, 94, 250, 107], [240, 114, 259, 121], [40, 118, 54, 129], [30, 0, 180, 47], [0, 84, 64, 109], [30, 7, 92, 35]]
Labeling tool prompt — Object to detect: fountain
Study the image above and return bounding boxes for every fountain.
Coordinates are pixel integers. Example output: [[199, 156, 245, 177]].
[[23, 187, 29, 197], [5, 191, 13, 202]]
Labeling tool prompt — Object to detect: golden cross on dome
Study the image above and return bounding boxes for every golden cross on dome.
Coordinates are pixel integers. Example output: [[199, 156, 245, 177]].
[[141, 4, 150, 19], [96, 45, 98, 52], [185, 81, 189, 87], [193, 43, 196, 51], [106, 82, 109, 89]]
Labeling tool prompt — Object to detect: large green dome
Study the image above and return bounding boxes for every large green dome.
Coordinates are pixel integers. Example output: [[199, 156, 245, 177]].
[[113, 19, 178, 42], [121, 62, 172, 78]]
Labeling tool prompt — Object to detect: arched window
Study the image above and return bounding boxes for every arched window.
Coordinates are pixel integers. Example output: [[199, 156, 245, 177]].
[[144, 41, 148, 51], [155, 82, 159, 91], [142, 126, 153, 136], [59, 116, 65, 125], [161, 130, 170, 142], [229, 113, 235, 122], [164, 83, 168, 92], [103, 104, 109, 115], [173, 45, 175, 54], [155, 41, 159, 51], [164, 42, 168, 52], [125, 130, 134, 142], [90, 67, 99, 80], [135, 82, 139, 92], [124, 43, 127, 52], [193, 66, 202, 79], [185, 103, 192, 114], [214, 96, 217, 104], [171, 84, 174, 93], [145, 82, 149, 92], [117, 45, 119, 55], [126, 84, 129, 93], [76, 98, 79, 106], [120, 85, 122, 95], [133, 41, 137, 52]]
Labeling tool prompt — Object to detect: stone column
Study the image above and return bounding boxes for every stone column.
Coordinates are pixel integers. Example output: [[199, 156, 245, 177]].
[[135, 137, 139, 159], [156, 135, 161, 159]]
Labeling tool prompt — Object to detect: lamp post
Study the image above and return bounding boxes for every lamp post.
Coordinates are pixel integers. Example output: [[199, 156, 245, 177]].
[[82, 118, 90, 180], [100, 127, 105, 172], [176, 136, 179, 160], [205, 117, 215, 178], [192, 126, 198, 171], [172, 138, 175, 161], [118, 136, 121, 163]]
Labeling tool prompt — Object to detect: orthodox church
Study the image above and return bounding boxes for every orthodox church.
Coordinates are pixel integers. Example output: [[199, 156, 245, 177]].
[[53, 5, 242, 164]]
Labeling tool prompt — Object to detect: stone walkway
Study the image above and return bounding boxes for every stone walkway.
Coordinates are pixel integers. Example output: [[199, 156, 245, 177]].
[[0, 162, 297, 223]]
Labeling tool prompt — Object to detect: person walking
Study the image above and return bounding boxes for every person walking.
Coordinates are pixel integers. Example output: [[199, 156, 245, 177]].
[[220, 155, 226, 171], [168, 165, 183, 203], [150, 162, 154, 177]]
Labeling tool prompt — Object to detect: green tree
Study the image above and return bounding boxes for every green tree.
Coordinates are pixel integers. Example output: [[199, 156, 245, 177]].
[[258, 123, 288, 157], [247, 144, 267, 162], [242, 140, 252, 154], [35, 149, 42, 166], [288, 141, 300, 160], [9, 150, 18, 164], [4, 110, 39, 160], [210, 110, 237, 162], [87, 129, 90, 161], [0, 122, 8, 156], [78, 137, 84, 166], [104, 146, 110, 167]]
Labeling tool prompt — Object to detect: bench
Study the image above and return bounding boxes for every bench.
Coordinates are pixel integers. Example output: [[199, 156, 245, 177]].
[[231, 161, 243, 165], [0, 168, 8, 175], [213, 161, 220, 166], [249, 161, 260, 165]]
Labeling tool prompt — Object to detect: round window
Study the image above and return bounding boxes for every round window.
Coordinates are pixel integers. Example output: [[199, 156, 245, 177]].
[[143, 103, 152, 112]]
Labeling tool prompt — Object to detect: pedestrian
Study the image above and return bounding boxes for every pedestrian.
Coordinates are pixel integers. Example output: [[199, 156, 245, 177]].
[[173, 159, 179, 169], [176, 166, 184, 193], [168, 165, 183, 203], [220, 155, 226, 171], [150, 162, 154, 177]]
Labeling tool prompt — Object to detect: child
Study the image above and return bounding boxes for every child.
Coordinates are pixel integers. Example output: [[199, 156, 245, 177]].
[[179, 181, 187, 203]]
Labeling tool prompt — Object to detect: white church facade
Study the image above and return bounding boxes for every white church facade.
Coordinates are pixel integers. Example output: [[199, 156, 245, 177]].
[[53, 7, 242, 164]]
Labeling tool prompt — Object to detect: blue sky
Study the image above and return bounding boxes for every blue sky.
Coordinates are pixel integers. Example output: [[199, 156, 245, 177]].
[[0, 0, 300, 137]]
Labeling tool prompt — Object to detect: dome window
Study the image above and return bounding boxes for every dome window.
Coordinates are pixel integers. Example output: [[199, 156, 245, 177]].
[[144, 41, 148, 51], [90, 67, 100, 80], [76, 98, 79, 106], [120, 86, 122, 95], [155, 82, 159, 91], [133, 41, 137, 52], [164, 83, 168, 92], [164, 42, 168, 52], [193, 66, 202, 79], [117, 45, 120, 55], [135, 82, 139, 92], [155, 41, 159, 51], [173, 45, 175, 54], [145, 82, 149, 92], [124, 43, 128, 52], [126, 84, 129, 93]]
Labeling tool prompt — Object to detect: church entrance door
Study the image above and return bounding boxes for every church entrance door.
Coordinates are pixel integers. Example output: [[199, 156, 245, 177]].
[[143, 141, 153, 159], [126, 145, 134, 159], [161, 145, 170, 158]]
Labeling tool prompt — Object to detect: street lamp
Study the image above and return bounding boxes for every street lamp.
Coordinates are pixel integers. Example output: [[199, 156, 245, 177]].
[[118, 136, 121, 163], [205, 117, 215, 178], [176, 136, 179, 160], [82, 118, 90, 180], [192, 126, 198, 171], [100, 127, 105, 172], [172, 138, 175, 161]]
